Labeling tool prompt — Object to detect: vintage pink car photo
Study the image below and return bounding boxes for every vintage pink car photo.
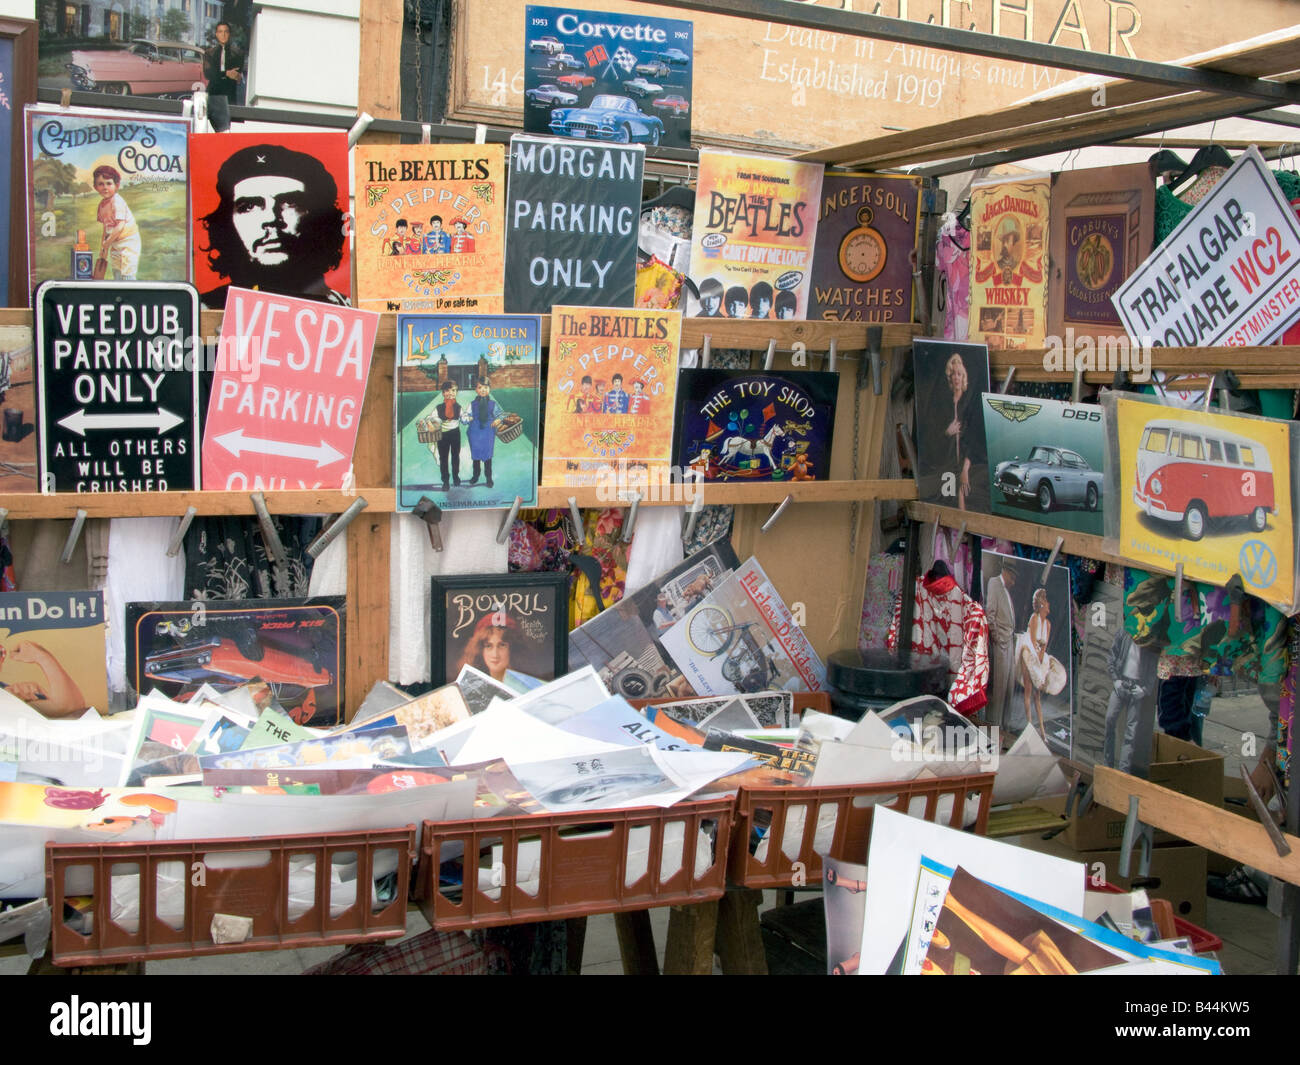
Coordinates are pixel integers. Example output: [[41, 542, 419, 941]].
[[65, 39, 205, 96]]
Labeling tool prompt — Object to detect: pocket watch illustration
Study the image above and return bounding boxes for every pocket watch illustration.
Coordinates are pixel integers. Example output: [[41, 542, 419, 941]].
[[838, 206, 887, 283]]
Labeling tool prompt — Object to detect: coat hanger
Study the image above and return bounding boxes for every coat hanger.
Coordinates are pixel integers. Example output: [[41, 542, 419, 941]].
[[1147, 148, 1187, 185], [1168, 145, 1234, 194]]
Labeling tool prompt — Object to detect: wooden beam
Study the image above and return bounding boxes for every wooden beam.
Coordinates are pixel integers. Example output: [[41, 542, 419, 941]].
[[357, 0, 404, 130], [0, 490, 397, 519], [538, 479, 915, 509], [907, 501, 1126, 568], [1093, 766, 1300, 887]]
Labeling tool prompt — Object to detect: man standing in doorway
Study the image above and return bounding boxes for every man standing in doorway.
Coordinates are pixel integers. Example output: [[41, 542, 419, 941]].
[[984, 558, 1017, 735]]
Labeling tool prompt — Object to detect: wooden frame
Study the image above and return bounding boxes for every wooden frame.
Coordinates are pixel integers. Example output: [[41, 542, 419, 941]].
[[0, 18, 36, 308], [429, 571, 570, 688]]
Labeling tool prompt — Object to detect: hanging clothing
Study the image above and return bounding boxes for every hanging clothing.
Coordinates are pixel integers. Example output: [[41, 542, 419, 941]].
[[885, 572, 990, 715]]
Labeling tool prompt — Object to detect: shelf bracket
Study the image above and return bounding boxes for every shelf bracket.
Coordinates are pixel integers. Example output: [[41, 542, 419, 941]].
[[999, 366, 1015, 394], [566, 496, 584, 545], [621, 492, 642, 543], [866, 326, 883, 395], [1071, 364, 1084, 405], [760, 494, 794, 533], [496, 496, 523, 544], [1173, 562, 1185, 622], [59, 509, 87, 565], [1040, 536, 1065, 585], [166, 506, 198, 558], [250, 493, 286, 563], [306, 497, 369, 559], [827, 337, 838, 374], [763, 338, 777, 372], [701, 334, 712, 368], [1119, 795, 1153, 879]]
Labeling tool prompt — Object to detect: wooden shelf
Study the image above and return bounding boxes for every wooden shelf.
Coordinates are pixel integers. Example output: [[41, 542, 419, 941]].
[[986, 347, 1300, 388], [538, 479, 915, 509], [0, 489, 395, 520], [906, 500, 1128, 569]]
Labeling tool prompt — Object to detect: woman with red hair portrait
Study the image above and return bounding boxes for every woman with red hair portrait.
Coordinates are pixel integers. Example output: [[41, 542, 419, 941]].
[[457, 614, 521, 683]]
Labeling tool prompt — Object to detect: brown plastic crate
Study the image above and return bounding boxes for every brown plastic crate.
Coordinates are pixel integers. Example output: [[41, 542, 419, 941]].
[[416, 797, 734, 930], [728, 773, 996, 889], [46, 826, 414, 966]]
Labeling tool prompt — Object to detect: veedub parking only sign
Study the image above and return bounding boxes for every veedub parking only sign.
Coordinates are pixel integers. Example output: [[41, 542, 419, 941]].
[[35, 281, 201, 493]]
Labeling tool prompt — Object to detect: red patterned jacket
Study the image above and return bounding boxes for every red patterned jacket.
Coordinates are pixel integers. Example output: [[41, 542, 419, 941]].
[[885, 572, 990, 715]]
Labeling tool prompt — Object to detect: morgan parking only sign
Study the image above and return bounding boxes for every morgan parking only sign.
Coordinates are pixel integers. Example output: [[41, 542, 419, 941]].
[[35, 280, 201, 493]]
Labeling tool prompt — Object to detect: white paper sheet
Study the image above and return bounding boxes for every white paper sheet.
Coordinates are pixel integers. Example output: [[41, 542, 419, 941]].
[[448, 704, 628, 767], [991, 725, 1071, 805]]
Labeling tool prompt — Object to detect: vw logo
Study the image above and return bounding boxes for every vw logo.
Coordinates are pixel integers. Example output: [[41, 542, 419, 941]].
[[1239, 540, 1278, 589]]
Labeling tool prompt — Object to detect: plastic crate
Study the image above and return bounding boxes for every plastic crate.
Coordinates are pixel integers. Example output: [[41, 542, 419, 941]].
[[729, 772, 996, 890], [415, 797, 734, 930], [46, 827, 414, 966]]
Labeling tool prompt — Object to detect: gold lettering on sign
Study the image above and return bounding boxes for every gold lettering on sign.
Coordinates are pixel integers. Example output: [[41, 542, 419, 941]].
[[1107, 0, 1143, 59], [992, 0, 1034, 40], [1048, 0, 1092, 49]]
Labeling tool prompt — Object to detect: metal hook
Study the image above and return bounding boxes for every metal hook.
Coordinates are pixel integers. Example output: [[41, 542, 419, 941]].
[[1240, 764, 1292, 857], [1071, 364, 1084, 405], [59, 88, 72, 109], [420, 122, 432, 145], [683, 485, 704, 543], [496, 496, 524, 544], [166, 505, 198, 558], [306, 497, 369, 559], [1119, 795, 1152, 879], [763, 338, 777, 372], [827, 338, 837, 374], [1040, 536, 1065, 585], [1000, 366, 1016, 394], [621, 492, 642, 543], [250, 492, 286, 563], [347, 111, 375, 149], [866, 326, 883, 395], [1203, 373, 1217, 413], [1173, 563, 1185, 622], [761, 494, 794, 534], [897, 422, 919, 473], [59, 509, 87, 564], [474, 122, 487, 145], [701, 334, 712, 369]]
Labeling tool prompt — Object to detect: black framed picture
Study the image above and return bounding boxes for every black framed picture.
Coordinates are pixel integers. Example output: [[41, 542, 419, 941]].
[[430, 572, 569, 688]]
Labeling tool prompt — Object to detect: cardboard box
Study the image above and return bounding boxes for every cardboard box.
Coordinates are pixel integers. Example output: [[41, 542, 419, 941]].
[[1036, 733, 1224, 851], [1082, 844, 1208, 929]]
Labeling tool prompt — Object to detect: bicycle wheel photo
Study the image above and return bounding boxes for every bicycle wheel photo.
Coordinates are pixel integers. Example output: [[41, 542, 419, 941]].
[[686, 605, 734, 656]]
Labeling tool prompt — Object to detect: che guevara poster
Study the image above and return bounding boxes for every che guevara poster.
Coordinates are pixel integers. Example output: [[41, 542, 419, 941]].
[[353, 143, 505, 314], [809, 171, 920, 323], [687, 149, 824, 320], [541, 306, 681, 487], [1108, 393, 1298, 613], [968, 174, 1050, 350]]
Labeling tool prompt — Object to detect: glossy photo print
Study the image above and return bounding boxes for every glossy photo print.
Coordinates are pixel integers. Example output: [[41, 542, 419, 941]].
[[430, 572, 569, 688], [911, 338, 990, 512], [1109, 393, 1297, 612], [983, 395, 1105, 536]]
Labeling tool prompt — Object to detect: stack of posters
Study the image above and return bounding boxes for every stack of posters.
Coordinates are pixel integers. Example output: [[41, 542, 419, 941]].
[[523, 5, 693, 150], [353, 144, 506, 314], [505, 134, 644, 312], [0, 591, 108, 718], [982, 395, 1106, 536], [541, 305, 682, 486], [672, 369, 838, 484], [968, 174, 1050, 350], [24, 106, 192, 295], [660, 557, 826, 696], [1105, 392, 1298, 613], [809, 172, 920, 323], [568, 540, 740, 699], [394, 313, 540, 510], [189, 131, 352, 309], [687, 149, 824, 320], [911, 338, 991, 512], [124, 597, 346, 727]]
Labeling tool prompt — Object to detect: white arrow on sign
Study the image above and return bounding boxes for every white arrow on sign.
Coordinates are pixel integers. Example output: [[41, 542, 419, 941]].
[[214, 428, 346, 468], [58, 407, 185, 437]]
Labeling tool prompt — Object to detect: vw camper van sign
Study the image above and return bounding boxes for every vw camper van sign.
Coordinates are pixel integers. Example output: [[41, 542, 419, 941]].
[[1106, 392, 1298, 612]]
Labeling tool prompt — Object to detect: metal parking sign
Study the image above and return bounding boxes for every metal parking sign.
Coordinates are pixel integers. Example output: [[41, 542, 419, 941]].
[[35, 280, 201, 493]]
